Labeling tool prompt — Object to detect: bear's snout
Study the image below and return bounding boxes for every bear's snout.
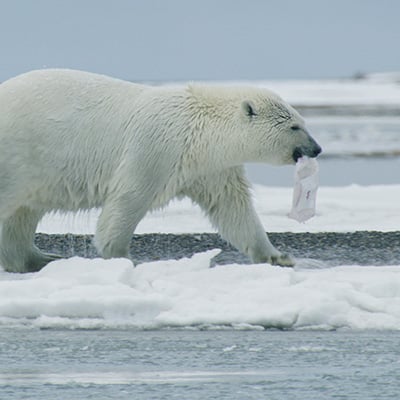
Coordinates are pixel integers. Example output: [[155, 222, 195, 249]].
[[292, 142, 322, 162]]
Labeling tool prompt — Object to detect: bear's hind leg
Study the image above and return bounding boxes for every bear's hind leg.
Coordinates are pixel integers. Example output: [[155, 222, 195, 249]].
[[0, 207, 60, 273]]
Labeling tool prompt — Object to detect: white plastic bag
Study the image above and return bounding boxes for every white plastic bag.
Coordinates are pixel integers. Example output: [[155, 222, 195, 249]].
[[288, 156, 319, 223]]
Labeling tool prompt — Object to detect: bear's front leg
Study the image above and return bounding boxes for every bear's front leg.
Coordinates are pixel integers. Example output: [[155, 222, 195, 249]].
[[186, 167, 295, 267], [95, 190, 150, 260]]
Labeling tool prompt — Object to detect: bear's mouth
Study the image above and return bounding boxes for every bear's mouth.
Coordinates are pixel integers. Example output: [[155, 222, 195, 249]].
[[292, 145, 322, 162], [292, 147, 304, 162]]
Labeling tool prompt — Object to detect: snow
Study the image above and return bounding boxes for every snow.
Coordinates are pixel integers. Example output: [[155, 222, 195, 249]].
[[38, 184, 400, 234], [0, 184, 399, 331], [202, 77, 400, 107], [262, 79, 400, 107]]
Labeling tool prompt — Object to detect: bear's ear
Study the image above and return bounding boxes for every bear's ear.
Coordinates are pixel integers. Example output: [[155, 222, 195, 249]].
[[241, 100, 257, 118]]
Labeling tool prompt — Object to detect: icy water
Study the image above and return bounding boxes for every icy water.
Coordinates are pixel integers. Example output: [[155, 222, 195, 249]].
[[1, 328, 400, 400]]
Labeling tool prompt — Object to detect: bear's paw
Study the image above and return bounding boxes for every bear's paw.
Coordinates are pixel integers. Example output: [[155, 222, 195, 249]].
[[270, 253, 295, 268]]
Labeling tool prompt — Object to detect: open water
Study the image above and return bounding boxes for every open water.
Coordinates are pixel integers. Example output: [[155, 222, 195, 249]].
[[1, 329, 400, 400]]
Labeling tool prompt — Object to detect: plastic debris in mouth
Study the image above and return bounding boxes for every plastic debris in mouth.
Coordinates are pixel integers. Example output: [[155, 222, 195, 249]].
[[288, 156, 319, 223]]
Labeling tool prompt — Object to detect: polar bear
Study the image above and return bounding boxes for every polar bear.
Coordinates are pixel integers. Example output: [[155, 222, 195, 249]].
[[0, 69, 321, 273]]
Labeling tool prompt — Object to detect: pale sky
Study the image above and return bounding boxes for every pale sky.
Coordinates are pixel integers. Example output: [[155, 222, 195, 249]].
[[1, 0, 399, 82]]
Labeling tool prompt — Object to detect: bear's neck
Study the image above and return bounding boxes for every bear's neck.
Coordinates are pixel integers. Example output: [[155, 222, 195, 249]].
[[185, 87, 250, 171]]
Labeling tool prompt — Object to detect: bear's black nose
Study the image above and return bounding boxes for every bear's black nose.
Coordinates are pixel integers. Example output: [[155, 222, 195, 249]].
[[312, 144, 322, 158]]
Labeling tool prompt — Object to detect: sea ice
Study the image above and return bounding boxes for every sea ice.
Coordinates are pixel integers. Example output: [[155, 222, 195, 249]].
[[1, 250, 400, 331]]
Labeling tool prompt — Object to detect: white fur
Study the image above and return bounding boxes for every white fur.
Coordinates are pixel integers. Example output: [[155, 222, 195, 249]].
[[0, 69, 321, 272]]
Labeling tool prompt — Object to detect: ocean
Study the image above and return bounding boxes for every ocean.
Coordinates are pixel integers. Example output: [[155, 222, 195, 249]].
[[1, 74, 400, 399], [2, 329, 400, 400]]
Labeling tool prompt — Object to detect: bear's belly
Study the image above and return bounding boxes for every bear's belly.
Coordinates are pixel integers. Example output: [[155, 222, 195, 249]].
[[149, 177, 187, 212], [28, 180, 107, 212]]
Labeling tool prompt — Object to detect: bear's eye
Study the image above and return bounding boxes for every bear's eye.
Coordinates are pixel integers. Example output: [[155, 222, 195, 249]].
[[291, 125, 301, 131]]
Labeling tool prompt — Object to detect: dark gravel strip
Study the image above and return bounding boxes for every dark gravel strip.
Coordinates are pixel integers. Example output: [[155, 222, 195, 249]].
[[35, 231, 400, 267]]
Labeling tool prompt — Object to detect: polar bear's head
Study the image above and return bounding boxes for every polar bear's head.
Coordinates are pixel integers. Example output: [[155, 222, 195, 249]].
[[239, 89, 322, 165]]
